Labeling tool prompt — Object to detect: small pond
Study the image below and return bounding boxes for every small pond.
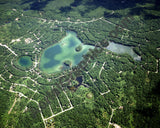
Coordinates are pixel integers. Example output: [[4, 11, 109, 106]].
[[106, 42, 141, 61], [18, 56, 33, 68]]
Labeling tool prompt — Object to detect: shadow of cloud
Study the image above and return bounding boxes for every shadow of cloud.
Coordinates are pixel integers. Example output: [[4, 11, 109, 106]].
[[129, 7, 144, 15], [60, 6, 72, 13], [129, 6, 160, 20], [30, 0, 52, 10], [70, 0, 82, 7], [144, 14, 160, 20], [21, 0, 53, 11], [155, 0, 160, 10], [151, 81, 160, 97], [21, 0, 37, 5], [59, 0, 156, 19], [133, 78, 160, 127], [72, 0, 148, 10]]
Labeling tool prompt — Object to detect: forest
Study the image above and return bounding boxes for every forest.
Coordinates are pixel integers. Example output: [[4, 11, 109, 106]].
[[0, 0, 160, 128]]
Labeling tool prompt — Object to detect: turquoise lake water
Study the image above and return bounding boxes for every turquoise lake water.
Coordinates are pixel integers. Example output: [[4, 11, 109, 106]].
[[40, 31, 94, 73]]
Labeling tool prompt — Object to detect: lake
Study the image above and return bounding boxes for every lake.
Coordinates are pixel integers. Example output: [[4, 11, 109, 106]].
[[18, 56, 32, 68], [106, 42, 141, 61], [40, 31, 94, 73]]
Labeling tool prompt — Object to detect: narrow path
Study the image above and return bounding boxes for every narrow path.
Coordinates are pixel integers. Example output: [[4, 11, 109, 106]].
[[86, 62, 97, 74], [0, 43, 17, 56], [0, 74, 6, 81], [2, 85, 47, 128], [22, 106, 28, 113], [40, 89, 74, 122], [100, 90, 110, 95], [63, 91, 73, 108], [10, 90, 28, 98], [33, 54, 38, 68], [99, 62, 105, 78], [22, 77, 38, 85], [108, 107, 116, 128], [57, 17, 103, 24], [26, 15, 103, 25], [101, 18, 130, 31], [55, 94, 63, 112], [87, 72, 102, 94], [109, 123, 122, 128], [32, 99, 47, 128], [33, 33, 40, 40], [92, 62, 97, 69], [14, 83, 38, 93], [101, 18, 116, 26], [99, 62, 110, 92], [0, 87, 4, 90], [155, 59, 159, 73], [49, 104, 54, 115], [8, 97, 17, 114], [145, 28, 160, 33], [44, 107, 74, 121]]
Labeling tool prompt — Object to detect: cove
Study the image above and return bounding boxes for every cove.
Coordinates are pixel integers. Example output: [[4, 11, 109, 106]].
[[106, 42, 141, 61], [40, 31, 94, 73], [18, 56, 32, 68]]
